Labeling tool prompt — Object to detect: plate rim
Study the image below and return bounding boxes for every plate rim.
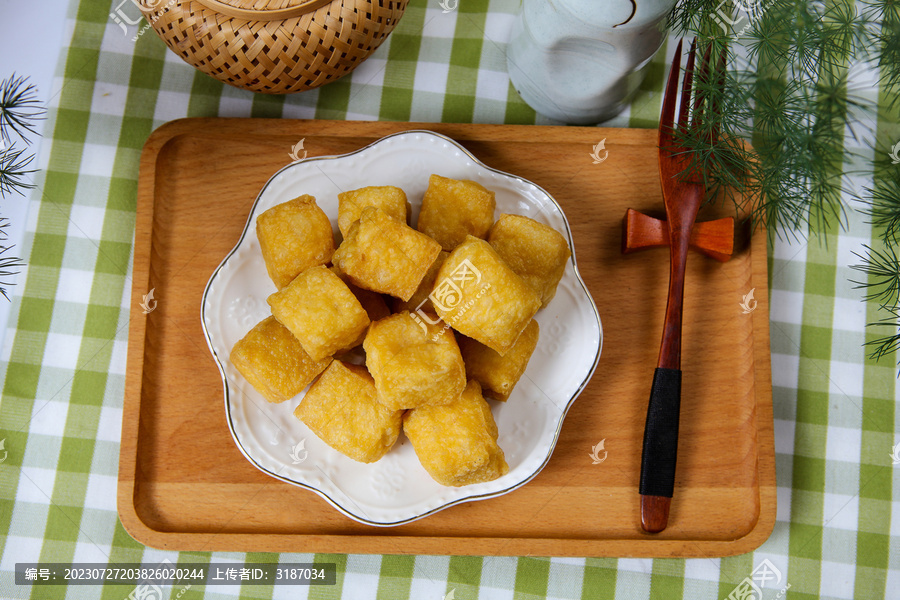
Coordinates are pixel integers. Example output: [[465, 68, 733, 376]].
[[199, 129, 603, 526]]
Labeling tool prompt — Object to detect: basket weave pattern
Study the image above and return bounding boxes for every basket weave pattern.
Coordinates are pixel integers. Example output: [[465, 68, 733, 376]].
[[140, 0, 409, 94]]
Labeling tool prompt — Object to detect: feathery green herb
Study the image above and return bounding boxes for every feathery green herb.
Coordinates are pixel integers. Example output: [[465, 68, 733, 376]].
[[668, 0, 900, 366], [668, 0, 878, 234], [0, 143, 36, 198], [0, 72, 42, 300], [0, 73, 44, 144], [0, 219, 24, 301]]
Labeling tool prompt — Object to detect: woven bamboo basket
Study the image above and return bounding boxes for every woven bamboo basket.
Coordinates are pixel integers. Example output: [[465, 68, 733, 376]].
[[138, 0, 409, 94]]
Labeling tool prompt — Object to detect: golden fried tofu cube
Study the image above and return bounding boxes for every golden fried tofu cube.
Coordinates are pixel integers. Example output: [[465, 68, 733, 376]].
[[267, 265, 370, 361], [392, 250, 449, 314], [229, 316, 332, 403], [295, 361, 402, 463], [329, 265, 392, 321], [488, 214, 571, 306], [417, 174, 496, 250], [337, 186, 408, 238], [433, 236, 541, 355], [332, 206, 442, 301], [459, 319, 539, 402], [363, 312, 466, 411], [256, 195, 335, 290], [330, 265, 391, 350], [404, 380, 509, 486]]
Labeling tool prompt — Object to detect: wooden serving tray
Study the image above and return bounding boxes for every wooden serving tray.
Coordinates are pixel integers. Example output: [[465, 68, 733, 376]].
[[120, 119, 774, 556]]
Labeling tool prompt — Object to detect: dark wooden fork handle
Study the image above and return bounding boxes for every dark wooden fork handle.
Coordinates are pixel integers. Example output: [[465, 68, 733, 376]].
[[639, 367, 682, 532], [637, 209, 692, 535]]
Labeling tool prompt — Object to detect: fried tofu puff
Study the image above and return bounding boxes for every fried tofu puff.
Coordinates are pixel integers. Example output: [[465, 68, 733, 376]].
[[391, 250, 449, 314], [433, 235, 540, 355], [403, 380, 509, 486], [337, 185, 408, 238], [417, 174, 496, 251], [332, 206, 442, 302], [256, 195, 335, 290], [295, 361, 402, 463], [329, 265, 391, 351], [230, 316, 332, 403], [363, 312, 466, 411], [267, 265, 370, 361], [487, 214, 571, 306], [459, 319, 539, 401]]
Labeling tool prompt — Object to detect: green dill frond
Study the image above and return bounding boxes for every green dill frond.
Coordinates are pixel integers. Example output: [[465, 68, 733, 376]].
[[0, 73, 45, 145], [0, 72, 36, 300], [858, 0, 900, 26], [858, 180, 900, 241], [667, 0, 723, 34], [862, 304, 900, 362], [751, 79, 805, 141], [851, 244, 900, 305], [861, 0, 900, 102], [872, 137, 900, 176], [0, 143, 36, 197], [753, 161, 815, 232], [851, 168, 900, 366], [852, 243, 900, 365], [665, 38, 761, 223], [788, 0, 827, 79], [743, 0, 796, 69], [663, 0, 900, 366], [0, 244, 24, 301], [813, 71, 868, 126], [820, 1, 876, 65]]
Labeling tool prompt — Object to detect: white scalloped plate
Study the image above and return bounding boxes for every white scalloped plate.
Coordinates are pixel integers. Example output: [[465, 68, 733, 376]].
[[201, 130, 602, 526]]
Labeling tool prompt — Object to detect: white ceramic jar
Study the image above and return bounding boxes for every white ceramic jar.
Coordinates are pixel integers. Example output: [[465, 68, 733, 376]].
[[506, 0, 677, 124]]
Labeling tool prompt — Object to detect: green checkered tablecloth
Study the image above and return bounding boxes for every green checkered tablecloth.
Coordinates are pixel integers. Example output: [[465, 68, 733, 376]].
[[1, 0, 898, 598]]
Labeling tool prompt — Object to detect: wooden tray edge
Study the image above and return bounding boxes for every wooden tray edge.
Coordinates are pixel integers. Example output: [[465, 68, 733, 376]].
[[119, 119, 194, 544], [747, 223, 777, 548], [117, 119, 777, 558]]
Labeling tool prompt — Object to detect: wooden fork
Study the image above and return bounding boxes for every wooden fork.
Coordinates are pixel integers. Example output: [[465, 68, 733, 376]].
[[639, 38, 720, 533]]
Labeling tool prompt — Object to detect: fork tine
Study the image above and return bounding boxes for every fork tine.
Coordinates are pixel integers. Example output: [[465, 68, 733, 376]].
[[660, 38, 683, 144], [678, 38, 697, 132]]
